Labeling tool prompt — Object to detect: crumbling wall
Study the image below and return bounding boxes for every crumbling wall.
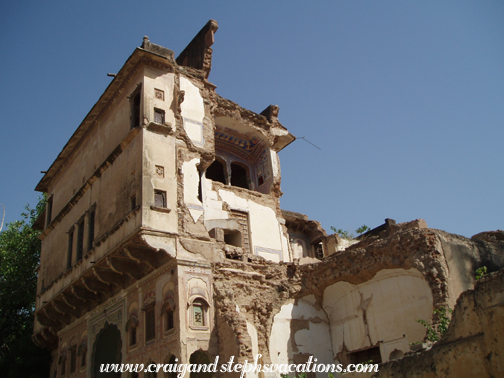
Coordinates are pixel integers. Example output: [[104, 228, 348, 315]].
[[344, 268, 504, 378], [323, 268, 433, 364], [270, 295, 333, 378], [212, 221, 504, 376]]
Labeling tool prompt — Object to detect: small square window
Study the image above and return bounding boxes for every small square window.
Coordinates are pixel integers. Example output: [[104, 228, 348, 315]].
[[155, 165, 165, 178], [154, 190, 166, 208], [155, 89, 164, 101], [154, 109, 165, 124]]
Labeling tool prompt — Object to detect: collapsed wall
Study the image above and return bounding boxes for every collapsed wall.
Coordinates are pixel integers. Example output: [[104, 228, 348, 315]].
[[212, 221, 504, 377], [343, 267, 504, 378]]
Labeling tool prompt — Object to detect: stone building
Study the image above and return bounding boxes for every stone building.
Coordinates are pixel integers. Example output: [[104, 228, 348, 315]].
[[33, 21, 504, 378]]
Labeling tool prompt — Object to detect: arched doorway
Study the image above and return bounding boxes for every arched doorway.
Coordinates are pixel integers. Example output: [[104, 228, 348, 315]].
[[92, 322, 122, 377], [189, 350, 213, 378]]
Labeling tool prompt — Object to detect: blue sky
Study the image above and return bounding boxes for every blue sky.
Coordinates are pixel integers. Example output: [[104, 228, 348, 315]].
[[0, 1, 503, 237]]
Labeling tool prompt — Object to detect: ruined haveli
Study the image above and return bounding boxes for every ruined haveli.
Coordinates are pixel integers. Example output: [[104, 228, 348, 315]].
[[33, 21, 504, 378]]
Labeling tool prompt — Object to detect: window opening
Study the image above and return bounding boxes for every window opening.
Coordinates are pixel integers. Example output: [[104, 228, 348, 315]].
[[224, 230, 242, 247], [80, 345, 87, 369], [60, 355, 66, 376], [76, 219, 84, 262], [145, 305, 156, 342], [87, 210, 95, 252], [165, 305, 174, 331], [192, 299, 207, 327], [154, 108, 165, 124], [230, 163, 249, 189], [154, 190, 167, 208], [131, 195, 136, 210], [67, 230, 73, 270], [229, 210, 250, 253], [46, 196, 53, 226], [315, 242, 324, 259], [206, 160, 226, 185], [130, 86, 141, 129], [70, 346, 77, 373], [348, 346, 382, 365], [129, 325, 137, 346]]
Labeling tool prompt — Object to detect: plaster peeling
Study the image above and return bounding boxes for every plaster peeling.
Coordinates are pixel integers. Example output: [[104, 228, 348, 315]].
[[188, 208, 203, 223]]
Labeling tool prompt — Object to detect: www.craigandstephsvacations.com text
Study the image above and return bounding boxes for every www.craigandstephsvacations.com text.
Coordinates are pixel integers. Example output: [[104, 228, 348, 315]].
[[99, 355, 379, 376]]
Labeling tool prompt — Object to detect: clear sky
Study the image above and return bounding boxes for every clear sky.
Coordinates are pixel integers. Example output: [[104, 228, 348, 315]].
[[0, 1, 503, 238]]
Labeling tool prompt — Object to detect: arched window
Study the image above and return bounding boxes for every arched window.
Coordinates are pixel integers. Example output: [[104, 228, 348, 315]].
[[145, 305, 156, 342], [230, 163, 249, 189], [162, 302, 175, 332], [206, 159, 226, 184], [78, 341, 87, 369], [191, 298, 209, 328], [58, 353, 67, 377], [69, 345, 77, 373], [125, 315, 139, 347]]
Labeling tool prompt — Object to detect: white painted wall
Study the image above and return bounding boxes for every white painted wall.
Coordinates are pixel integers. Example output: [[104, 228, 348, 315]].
[[323, 268, 433, 362], [217, 189, 286, 262], [180, 76, 205, 146], [182, 157, 203, 222], [269, 295, 334, 378]]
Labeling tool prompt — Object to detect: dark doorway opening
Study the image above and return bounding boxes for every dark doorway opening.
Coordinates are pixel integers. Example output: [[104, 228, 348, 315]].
[[92, 322, 122, 378]]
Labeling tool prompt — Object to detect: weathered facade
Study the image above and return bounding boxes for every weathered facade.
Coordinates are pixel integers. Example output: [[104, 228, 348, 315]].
[[33, 21, 504, 378]]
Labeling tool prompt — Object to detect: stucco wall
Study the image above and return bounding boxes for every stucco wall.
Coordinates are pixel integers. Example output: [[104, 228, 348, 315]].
[[270, 295, 334, 378]]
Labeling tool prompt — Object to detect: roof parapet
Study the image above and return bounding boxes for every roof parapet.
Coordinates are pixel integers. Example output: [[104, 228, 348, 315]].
[[140, 35, 175, 59]]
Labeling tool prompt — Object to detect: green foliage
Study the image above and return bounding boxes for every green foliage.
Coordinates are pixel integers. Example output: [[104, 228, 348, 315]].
[[416, 307, 453, 342], [330, 224, 370, 239], [0, 198, 50, 377], [330, 227, 353, 239], [475, 266, 487, 280], [355, 225, 371, 235]]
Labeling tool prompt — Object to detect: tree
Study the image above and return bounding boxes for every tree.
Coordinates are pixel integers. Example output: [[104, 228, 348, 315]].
[[0, 198, 50, 378], [330, 224, 370, 239]]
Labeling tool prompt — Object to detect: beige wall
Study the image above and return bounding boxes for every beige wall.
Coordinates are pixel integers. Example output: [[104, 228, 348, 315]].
[[323, 268, 433, 363], [269, 295, 334, 378], [344, 268, 504, 378], [141, 130, 178, 234], [38, 130, 143, 292]]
